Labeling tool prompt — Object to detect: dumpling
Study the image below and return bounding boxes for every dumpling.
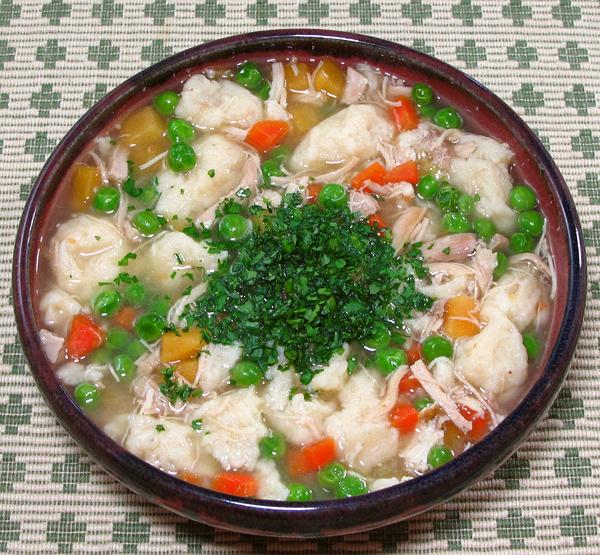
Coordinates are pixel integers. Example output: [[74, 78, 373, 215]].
[[131, 231, 224, 296], [197, 343, 242, 392], [176, 74, 263, 129], [193, 388, 267, 471], [480, 268, 541, 331], [39, 288, 81, 335], [154, 134, 248, 222], [255, 459, 289, 501], [288, 104, 395, 172], [309, 344, 349, 392], [454, 308, 528, 394], [448, 134, 516, 234], [56, 361, 106, 386], [49, 215, 128, 303]]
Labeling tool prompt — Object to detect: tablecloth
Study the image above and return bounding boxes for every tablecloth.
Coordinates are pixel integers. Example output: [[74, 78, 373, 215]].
[[1, 1, 599, 552]]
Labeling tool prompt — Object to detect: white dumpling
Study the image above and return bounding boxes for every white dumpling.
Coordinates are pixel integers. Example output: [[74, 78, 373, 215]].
[[325, 370, 399, 473], [309, 344, 349, 392], [370, 477, 401, 491], [288, 104, 395, 172], [454, 308, 528, 394], [39, 288, 81, 335], [125, 415, 219, 477], [131, 231, 224, 296], [400, 419, 444, 473], [49, 215, 128, 303], [480, 268, 541, 331], [176, 74, 263, 129], [448, 135, 516, 234], [56, 361, 106, 386], [263, 366, 335, 446], [197, 343, 242, 392], [154, 134, 248, 221], [255, 459, 289, 501], [193, 388, 267, 471], [454, 133, 513, 166]]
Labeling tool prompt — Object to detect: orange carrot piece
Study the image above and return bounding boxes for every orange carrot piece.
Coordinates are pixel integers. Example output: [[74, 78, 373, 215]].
[[390, 96, 419, 131], [398, 370, 420, 394], [65, 314, 104, 360], [385, 160, 420, 185], [306, 182, 323, 204], [351, 162, 387, 192], [245, 120, 289, 152], [389, 403, 419, 434], [443, 295, 480, 339], [287, 437, 337, 477], [405, 343, 422, 365], [367, 213, 388, 236], [179, 471, 203, 486], [212, 472, 258, 497], [113, 306, 138, 331], [457, 404, 491, 442]]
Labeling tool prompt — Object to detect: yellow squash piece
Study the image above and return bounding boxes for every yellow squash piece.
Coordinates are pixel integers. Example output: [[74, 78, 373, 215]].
[[176, 359, 199, 383], [70, 163, 101, 211], [284, 62, 311, 92], [160, 327, 204, 364], [120, 106, 166, 147], [443, 295, 480, 339], [287, 102, 321, 138], [127, 136, 170, 174], [313, 59, 345, 98]]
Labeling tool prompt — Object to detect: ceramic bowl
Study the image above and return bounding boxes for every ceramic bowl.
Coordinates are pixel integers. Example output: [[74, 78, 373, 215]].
[[13, 30, 586, 537]]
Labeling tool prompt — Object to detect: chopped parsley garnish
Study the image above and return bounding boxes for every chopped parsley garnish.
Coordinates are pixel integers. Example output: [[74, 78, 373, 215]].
[[184, 193, 432, 380], [174, 252, 184, 265], [94, 235, 101, 241], [442, 246, 451, 255], [191, 418, 203, 430], [118, 252, 137, 266], [159, 367, 200, 404], [207, 169, 215, 178], [182, 219, 211, 242], [155, 424, 165, 432]]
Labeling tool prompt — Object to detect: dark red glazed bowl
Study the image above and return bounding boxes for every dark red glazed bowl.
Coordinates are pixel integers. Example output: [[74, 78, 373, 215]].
[[13, 30, 586, 537]]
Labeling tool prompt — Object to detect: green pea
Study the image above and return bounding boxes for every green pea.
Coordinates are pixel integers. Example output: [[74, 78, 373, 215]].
[[510, 232, 536, 254], [74, 382, 99, 409], [132, 209, 162, 236], [416, 174, 439, 200], [391, 332, 407, 346], [287, 483, 313, 502], [427, 445, 453, 468], [373, 347, 408, 375], [93, 187, 120, 213], [364, 323, 392, 350], [259, 433, 286, 460], [153, 91, 180, 117], [89, 347, 111, 365], [113, 354, 136, 381], [421, 335, 453, 363], [436, 185, 460, 212], [335, 475, 368, 498], [125, 339, 147, 361], [457, 194, 475, 216], [522, 333, 541, 359], [414, 397, 434, 411], [167, 118, 196, 143], [418, 104, 438, 119], [167, 142, 196, 173], [255, 80, 271, 101], [517, 210, 544, 237], [318, 462, 347, 490], [106, 327, 130, 351], [235, 62, 263, 91], [231, 360, 262, 387], [148, 295, 171, 318], [218, 214, 250, 242], [509, 185, 537, 212], [134, 312, 166, 342], [433, 107, 463, 129], [441, 212, 471, 234], [92, 289, 122, 317], [411, 83, 434, 106], [318, 183, 347, 208], [123, 282, 147, 308], [473, 217, 496, 241], [493, 251, 509, 280], [269, 145, 290, 165], [261, 159, 285, 187]]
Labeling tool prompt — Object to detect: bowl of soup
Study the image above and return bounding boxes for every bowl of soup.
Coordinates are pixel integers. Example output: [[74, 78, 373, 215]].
[[13, 30, 586, 536]]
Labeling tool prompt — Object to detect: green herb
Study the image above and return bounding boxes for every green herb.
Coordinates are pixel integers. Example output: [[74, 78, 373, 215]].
[[191, 418, 203, 430], [174, 252, 184, 265], [208, 169, 215, 178], [118, 252, 137, 266], [155, 424, 165, 432], [184, 193, 432, 381], [347, 355, 358, 375], [442, 246, 451, 255], [94, 235, 101, 241], [170, 271, 177, 279], [159, 367, 200, 404], [182, 219, 211, 242]]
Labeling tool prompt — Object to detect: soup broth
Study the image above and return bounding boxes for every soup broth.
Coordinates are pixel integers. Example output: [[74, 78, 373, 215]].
[[35, 57, 554, 501]]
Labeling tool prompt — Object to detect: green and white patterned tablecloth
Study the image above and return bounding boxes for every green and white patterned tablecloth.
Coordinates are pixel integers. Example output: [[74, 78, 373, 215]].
[[1, 1, 599, 552]]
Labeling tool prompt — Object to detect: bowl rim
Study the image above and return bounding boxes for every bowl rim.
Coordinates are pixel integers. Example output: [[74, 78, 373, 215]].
[[12, 29, 587, 538]]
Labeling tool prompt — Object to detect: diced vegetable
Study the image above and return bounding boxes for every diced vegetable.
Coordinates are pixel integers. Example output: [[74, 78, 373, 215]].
[[106, 327, 130, 351], [313, 59, 345, 98], [441, 211, 471, 234], [287, 437, 337, 476], [212, 472, 258, 497], [128, 137, 170, 174], [443, 295, 480, 339], [92, 186, 120, 213], [153, 91, 180, 117], [373, 347, 407, 375], [421, 335, 453, 362], [287, 483, 313, 501], [234, 62, 266, 93], [493, 252, 509, 280], [509, 232, 536, 254], [367, 213, 388, 235], [318, 183, 347, 208], [517, 210, 544, 236], [259, 433, 286, 460], [70, 164, 101, 211], [522, 333, 541, 360], [178, 471, 202, 486], [433, 107, 462, 129], [350, 162, 387, 192], [113, 354, 136, 381], [132, 209, 162, 236], [443, 421, 465, 454], [390, 96, 419, 131], [388, 403, 419, 434], [218, 214, 250, 242], [92, 289, 122, 317], [317, 462, 346, 489], [245, 120, 289, 152], [65, 314, 105, 360], [414, 397, 434, 411], [134, 312, 166, 342], [74, 382, 100, 409], [398, 370, 420, 394], [386, 160, 420, 185], [175, 359, 198, 382], [509, 184, 537, 212], [457, 404, 491, 442], [411, 83, 434, 106], [120, 106, 166, 147], [284, 62, 311, 92], [404, 343, 421, 365], [160, 328, 204, 364], [364, 323, 392, 350], [427, 445, 453, 468], [416, 174, 439, 200], [306, 182, 323, 204], [167, 118, 196, 144], [113, 306, 138, 331], [167, 142, 196, 173], [473, 217, 496, 241], [287, 102, 321, 137], [335, 475, 368, 498], [231, 360, 263, 387]]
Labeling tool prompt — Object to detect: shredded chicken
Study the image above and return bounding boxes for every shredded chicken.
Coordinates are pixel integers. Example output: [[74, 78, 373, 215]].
[[421, 233, 478, 262], [341, 67, 369, 104], [265, 62, 289, 120], [348, 190, 379, 217], [392, 206, 427, 252], [107, 145, 129, 182], [39, 328, 64, 363]]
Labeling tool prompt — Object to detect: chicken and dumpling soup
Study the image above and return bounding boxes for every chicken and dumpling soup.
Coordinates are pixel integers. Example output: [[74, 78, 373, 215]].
[[37, 58, 554, 501]]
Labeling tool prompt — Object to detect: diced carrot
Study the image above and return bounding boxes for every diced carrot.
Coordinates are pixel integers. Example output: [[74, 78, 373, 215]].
[[385, 160, 420, 185], [443, 295, 480, 339], [113, 306, 138, 331], [351, 162, 387, 192], [405, 343, 421, 365], [390, 96, 419, 131], [287, 437, 337, 477], [245, 120, 289, 152], [398, 371, 420, 394], [65, 314, 105, 360], [368, 213, 388, 236], [306, 182, 323, 204], [389, 403, 419, 434], [179, 471, 203, 486], [457, 404, 491, 442], [212, 472, 258, 497]]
